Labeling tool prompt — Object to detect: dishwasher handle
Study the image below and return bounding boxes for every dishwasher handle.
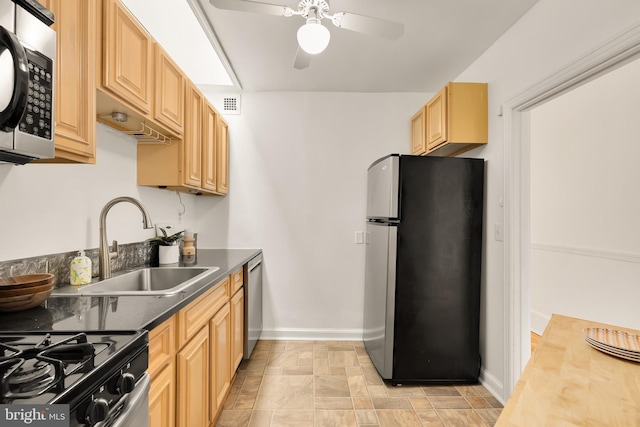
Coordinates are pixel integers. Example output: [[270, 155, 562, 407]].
[[248, 255, 262, 272]]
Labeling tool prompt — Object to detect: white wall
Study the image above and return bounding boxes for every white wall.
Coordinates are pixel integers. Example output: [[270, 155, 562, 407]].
[[530, 58, 640, 334], [452, 0, 640, 400], [0, 124, 198, 262], [196, 91, 426, 337]]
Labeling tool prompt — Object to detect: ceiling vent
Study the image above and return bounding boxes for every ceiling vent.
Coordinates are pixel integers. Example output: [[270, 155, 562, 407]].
[[222, 95, 241, 115]]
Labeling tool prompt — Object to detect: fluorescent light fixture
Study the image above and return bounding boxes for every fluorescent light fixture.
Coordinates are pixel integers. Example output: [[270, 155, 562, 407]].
[[297, 19, 330, 54]]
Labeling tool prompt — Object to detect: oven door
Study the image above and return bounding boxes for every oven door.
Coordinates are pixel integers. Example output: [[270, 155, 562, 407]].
[[96, 373, 150, 427]]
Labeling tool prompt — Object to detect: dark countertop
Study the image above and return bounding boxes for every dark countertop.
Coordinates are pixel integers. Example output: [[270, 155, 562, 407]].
[[0, 249, 261, 333]]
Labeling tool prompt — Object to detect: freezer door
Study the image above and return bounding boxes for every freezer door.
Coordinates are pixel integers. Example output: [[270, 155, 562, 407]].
[[367, 155, 399, 220], [363, 221, 397, 380]]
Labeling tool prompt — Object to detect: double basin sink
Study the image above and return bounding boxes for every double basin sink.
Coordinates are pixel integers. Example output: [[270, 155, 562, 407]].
[[52, 267, 220, 297]]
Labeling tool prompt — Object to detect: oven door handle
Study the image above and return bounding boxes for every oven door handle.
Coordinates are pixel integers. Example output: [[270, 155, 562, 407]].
[[0, 26, 29, 132], [95, 373, 150, 427]]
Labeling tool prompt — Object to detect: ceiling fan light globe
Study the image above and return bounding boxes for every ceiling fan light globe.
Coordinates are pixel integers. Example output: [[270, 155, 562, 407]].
[[297, 21, 330, 54]]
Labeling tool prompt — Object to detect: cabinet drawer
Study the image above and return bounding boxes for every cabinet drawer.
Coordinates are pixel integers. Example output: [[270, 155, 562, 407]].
[[148, 315, 175, 379], [230, 268, 243, 295], [177, 278, 229, 349]]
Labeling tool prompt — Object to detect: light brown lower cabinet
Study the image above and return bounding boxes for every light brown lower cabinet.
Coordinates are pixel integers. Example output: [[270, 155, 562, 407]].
[[149, 269, 244, 427]]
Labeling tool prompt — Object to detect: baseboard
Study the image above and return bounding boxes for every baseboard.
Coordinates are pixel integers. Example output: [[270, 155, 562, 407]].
[[259, 328, 364, 341], [530, 310, 551, 336], [479, 367, 505, 405]]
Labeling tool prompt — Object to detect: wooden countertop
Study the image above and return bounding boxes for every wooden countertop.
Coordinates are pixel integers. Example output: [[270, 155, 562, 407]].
[[496, 314, 640, 426]]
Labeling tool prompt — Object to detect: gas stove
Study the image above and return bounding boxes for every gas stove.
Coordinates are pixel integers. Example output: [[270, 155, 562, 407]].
[[0, 331, 148, 426]]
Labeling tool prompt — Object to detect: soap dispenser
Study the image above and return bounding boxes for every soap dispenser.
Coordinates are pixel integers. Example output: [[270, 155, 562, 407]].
[[70, 250, 92, 285]]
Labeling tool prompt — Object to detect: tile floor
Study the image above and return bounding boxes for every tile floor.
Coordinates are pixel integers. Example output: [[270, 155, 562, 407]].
[[215, 340, 503, 427]]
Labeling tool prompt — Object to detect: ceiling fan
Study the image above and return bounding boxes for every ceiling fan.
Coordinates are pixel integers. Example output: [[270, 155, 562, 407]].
[[208, 0, 404, 69]]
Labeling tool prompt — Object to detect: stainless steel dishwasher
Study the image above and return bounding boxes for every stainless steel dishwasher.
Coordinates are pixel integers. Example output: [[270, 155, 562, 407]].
[[244, 254, 263, 358]]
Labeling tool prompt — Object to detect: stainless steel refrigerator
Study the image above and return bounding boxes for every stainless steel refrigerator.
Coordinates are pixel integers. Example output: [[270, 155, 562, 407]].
[[363, 154, 484, 384]]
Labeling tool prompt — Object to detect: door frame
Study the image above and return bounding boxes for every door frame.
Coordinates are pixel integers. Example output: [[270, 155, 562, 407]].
[[502, 22, 640, 398]]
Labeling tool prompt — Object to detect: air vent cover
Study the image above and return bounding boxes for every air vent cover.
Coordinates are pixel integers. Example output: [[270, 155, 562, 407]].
[[222, 95, 241, 115]]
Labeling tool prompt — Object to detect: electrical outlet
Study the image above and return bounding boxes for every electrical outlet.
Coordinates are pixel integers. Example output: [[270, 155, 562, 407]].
[[355, 231, 364, 244]]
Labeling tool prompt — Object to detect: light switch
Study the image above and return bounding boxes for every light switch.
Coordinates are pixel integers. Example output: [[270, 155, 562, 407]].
[[355, 231, 364, 244], [494, 223, 504, 242]]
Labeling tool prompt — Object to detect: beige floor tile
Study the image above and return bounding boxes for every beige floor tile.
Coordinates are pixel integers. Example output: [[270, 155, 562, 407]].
[[314, 350, 329, 358], [286, 341, 314, 352], [250, 350, 271, 360], [371, 398, 413, 410], [355, 409, 378, 425], [327, 341, 358, 351], [346, 366, 363, 377], [475, 408, 501, 426], [315, 375, 351, 397], [383, 384, 425, 397], [265, 366, 282, 375], [361, 367, 384, 386], [271, 410, 314, 427], [215, 409, 252, 427], [223, 385, 241, 409], [268, 351, 300, 368], [315, 410, 358, 427], [435, 409, 486, 426], [314, 359, 330, 375], [329, 351, 360, 367], [314, 344, 329, 352], [243, 376, 263, 387], [408, 397, 432, 409], [454, 385, 479, 397], [472, 385, 493, 397], [367, 385, 388, 398], [422, 386, 461, 396], [255, 375, 314, 410], [466, 396, 492, 409], [352, 397, 374, 410], [357, 356, 374, 367], [271, 343, 287, 352], [348, 375, 370, 397], [234, 394, 258, 410], [375, 409, 422, 427], [282, 366, 314, 375], [315, 397, 354, 410], [248, 410, 273, 427], [330, 367, 346, 376], [415, 409, 444, 426], [254, 341, 274, 352], [428, 396, 472, 409], [483, 397, 503, 408], [240, 359, 268, 375]]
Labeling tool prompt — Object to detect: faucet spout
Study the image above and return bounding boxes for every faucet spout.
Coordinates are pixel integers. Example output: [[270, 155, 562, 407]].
[[99, 197, 153, 280]]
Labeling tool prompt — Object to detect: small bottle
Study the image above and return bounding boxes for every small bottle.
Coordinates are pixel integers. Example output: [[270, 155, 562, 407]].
[[70, 250, 92, 285], [182, 230, 196, 256]]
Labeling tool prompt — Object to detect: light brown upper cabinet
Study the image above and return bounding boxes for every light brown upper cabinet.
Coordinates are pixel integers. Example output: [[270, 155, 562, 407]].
[[35, 0, 96, 164], [137, 86, 229, 196], [411, 82, 488, 157], [410, 107, 426, 155], [96, 0, 184, 141]]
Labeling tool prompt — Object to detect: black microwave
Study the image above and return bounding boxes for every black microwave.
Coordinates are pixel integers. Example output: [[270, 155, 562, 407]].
[[0, 0, 55, 165]]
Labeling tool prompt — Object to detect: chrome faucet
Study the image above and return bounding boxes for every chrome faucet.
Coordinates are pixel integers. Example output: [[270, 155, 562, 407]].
[[99, 197, 153, 280]]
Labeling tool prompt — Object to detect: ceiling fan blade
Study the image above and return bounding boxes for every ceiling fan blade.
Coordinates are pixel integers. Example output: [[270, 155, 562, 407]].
[[293, 47, 311, 69], [209, 0, 291, 17], [331, 12, 404, 40]]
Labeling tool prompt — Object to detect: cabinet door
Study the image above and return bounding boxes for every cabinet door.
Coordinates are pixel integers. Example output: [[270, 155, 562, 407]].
[[410, 107, 426, 155], [38, 0, 96, 163], [426, 86, 448, 151], [148, 315, 175, 379], [216, 115, 229, 194], [202, 102, 218, 193], [210, 302, 231, 422], [149, 364, 175, 427], [154, 43, 185, 136], [230, 289, 244, 373], [103, 0, 152, 114], [184, 84, 203, 189], [176, 326, 209, 427]]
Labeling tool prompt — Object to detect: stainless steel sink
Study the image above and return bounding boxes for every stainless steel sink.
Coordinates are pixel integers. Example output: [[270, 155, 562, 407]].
[[51, 267, 220, 297]]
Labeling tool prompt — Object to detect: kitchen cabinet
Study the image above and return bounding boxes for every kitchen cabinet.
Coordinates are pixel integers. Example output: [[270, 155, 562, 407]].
[[35, 0, 97, 164], [137, 88, 230, 196], [410, 107, 426, 155], [210, 302, 231, 421], [176, 326, 210, 427], [230, 282, 244, 372], [411, 82, 488, 157], [96, 0, 185, 141], [148, 315, 176, 427]]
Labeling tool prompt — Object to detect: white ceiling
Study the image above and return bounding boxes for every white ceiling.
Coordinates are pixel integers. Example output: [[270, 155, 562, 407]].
[[191, 0, 539, 92], [123, 0, 539, 93]]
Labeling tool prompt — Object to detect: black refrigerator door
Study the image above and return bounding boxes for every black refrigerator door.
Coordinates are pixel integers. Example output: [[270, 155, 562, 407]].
[[393, 156, 484, 383]]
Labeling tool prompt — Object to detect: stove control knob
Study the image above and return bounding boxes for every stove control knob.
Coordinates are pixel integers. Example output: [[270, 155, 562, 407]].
[[116, 372, 136, 394], [85, 398, 109, 424]]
